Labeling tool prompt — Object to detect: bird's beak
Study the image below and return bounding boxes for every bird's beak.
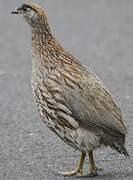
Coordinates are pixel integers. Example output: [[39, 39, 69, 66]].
[[11, 8, 19, 15]]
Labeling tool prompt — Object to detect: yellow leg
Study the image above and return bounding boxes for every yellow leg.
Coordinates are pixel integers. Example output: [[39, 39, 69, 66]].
[[63, 151, 86, 176], [88, 150, 97, 176]]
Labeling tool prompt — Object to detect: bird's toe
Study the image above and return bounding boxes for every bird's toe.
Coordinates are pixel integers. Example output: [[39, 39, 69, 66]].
[[56, 168, 83, 177]]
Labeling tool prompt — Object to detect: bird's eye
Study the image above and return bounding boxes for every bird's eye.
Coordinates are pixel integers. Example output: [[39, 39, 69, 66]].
[[21, 4, 32, 12], [23, 8, 30, 12]]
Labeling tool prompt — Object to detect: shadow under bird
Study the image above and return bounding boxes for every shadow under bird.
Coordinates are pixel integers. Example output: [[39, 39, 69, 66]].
[[12, 3, 129, 177]]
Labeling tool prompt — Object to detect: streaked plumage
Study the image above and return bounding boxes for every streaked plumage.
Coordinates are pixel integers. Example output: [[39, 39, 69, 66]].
[[12, 3, 129, 176]]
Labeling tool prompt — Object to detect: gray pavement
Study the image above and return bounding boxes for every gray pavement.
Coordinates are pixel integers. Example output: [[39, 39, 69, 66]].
[[0, 0, 133, 179]]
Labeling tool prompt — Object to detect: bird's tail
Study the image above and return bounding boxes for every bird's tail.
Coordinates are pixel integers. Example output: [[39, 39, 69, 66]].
[[113, 143, 129, 158], [101, 133, 129, 158]]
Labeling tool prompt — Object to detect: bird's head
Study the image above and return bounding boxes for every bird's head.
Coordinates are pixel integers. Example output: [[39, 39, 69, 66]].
[[11, 3, 47, 27]]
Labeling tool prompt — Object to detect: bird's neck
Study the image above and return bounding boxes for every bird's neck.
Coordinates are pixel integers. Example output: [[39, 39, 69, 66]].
[[32, 21, 52, 40], [31, 24, 64, 64]]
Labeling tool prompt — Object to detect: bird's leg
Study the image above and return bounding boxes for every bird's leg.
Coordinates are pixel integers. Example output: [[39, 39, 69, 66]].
[[62, 151, 86, 176], [88, 150, 98, 176]]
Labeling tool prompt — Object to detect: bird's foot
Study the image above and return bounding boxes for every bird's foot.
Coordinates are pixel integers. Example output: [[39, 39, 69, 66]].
[[58, 168, 83, 177], [56, 165, 102, 177], [88, 165, 98, 177], [88, 171, 97, 177]]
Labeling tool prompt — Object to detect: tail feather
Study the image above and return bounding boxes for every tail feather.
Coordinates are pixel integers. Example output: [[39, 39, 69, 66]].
[[101, 132, 129, 157], [113, 143, 129, 158]]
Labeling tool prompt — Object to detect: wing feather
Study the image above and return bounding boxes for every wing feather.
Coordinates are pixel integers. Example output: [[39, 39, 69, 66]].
[[62, 64, 127, 136]]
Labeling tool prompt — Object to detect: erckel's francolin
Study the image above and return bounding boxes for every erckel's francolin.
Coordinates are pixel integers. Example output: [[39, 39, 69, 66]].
[[12, 3, 129, 176]]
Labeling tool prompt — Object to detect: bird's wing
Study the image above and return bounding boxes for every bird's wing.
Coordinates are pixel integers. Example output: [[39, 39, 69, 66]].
[[62, 64, 127, 136]]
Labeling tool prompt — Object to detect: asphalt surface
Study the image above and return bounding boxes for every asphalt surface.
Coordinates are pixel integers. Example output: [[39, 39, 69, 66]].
[[0, 0, 133, 179]]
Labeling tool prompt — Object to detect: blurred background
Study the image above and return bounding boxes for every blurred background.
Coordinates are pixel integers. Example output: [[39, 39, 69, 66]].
[[0, 0, 133, 179]]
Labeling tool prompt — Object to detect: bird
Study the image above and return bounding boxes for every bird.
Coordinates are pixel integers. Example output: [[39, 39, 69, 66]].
[[12, 3, 129, 177]]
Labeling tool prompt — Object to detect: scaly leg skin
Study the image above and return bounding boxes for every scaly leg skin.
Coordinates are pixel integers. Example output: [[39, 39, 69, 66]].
[[88, 150, 98, 176], [60, 151, 86, 177]]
